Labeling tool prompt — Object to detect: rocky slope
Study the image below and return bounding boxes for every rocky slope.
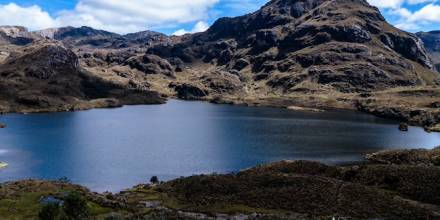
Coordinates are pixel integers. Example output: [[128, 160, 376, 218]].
[[2, 148, 440, 219], [0, 27, 165, 113], [417, 31, 440, 72], [148, 0, 437, 93]]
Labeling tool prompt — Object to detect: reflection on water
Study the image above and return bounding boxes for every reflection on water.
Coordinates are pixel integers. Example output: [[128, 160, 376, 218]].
[[0, 100, 439, 192]]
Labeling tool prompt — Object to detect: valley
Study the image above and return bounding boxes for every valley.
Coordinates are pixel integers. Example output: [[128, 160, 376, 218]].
[[0, 0, 439, 131]]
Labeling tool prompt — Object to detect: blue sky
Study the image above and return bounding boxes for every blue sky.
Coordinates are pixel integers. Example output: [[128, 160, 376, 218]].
[[0, 0, 438, 35]]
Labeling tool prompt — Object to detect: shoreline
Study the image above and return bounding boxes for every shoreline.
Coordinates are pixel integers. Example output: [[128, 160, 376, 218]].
[[1, 96, 438, 133], [1, 148, 440, 219]]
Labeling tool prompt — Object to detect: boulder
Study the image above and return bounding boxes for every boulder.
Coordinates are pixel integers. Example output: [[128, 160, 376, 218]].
[[173, 83, 208, 100], [124, 54, 174, 77], [0, 123, 5, 128], [399, 123, 409, 131], [430, 102, 440, 108]]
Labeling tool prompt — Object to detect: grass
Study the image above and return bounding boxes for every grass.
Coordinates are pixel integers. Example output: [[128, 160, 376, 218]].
[[88, 202, 113, 216], [0, 190, 114, 219], [0, 191, 48, 219]]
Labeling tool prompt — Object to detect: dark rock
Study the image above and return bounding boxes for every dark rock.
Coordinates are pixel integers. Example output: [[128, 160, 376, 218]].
[[124, 54, 174, 76], [174, 83, 208, 100], [430, 102, 440, 108], [399, 123, 409, 131], [380, 33, 433, 69], [201, 71, 243, 94], [0, 123, 6, 128], [232, 58, 250, 71]]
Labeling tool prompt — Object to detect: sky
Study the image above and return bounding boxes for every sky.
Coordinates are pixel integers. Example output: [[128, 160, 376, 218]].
[[0, 0, 438, 35]]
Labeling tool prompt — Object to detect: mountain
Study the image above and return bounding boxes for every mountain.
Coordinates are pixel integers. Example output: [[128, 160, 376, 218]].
[[417, 31, 440, 72], [144, 0, 440, 129], [0, 26, 39, 45], [149, 0, 437, 94], [34, 26, 170, 49], [0, 27, 164, 113], [0, 0, 439, 130]]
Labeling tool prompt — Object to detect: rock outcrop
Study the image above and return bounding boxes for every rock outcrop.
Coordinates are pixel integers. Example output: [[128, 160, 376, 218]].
[[417, 31, 440, 72]]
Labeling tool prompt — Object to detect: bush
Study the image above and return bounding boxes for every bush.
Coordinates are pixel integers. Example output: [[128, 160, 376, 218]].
[[150, 176, 159, 184], [63, 191, 90, 219], [39, 203, 62, 220], [432, 156, 440, 166]]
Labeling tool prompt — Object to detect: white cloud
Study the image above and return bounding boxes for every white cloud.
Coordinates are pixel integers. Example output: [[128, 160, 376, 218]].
[[0, 3, 56, 31], [368, 0, 404, 9], [172, 21, 210, 36], [407, 0, 437, 4], [410, 4, 440, 22], [0, 0, 439, 34], [0, 0, 219, 34], [367, 0, 440, 31], [367, 0, 438, 8]]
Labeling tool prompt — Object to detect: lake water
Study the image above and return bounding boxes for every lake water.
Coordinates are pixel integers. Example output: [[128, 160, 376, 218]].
[[0, 100, 439, 192]]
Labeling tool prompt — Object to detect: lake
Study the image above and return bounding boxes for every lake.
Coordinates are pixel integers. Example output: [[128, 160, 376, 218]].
[[1, 100, 439, 192]]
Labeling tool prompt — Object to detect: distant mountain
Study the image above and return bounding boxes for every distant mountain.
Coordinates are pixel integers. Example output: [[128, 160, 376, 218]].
[[417, 31, 440, 72], [34, 26, 170, 49], [0, 26, 38, 45]]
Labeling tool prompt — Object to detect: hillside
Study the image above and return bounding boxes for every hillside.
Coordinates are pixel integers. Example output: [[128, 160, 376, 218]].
[[2, 148, 440, 219], [0, 27, 165, 113]]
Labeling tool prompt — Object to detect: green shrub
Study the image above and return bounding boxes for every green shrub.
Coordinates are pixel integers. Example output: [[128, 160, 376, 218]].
[[63, 191, 90, 219], [432, 156, 440, 166], [150, 176, 159, 184], [38, 203, 62, 220]]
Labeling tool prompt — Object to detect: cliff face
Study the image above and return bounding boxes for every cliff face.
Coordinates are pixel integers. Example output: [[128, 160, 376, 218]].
[[148, 0, 438, 95], [417, 31, 440, 72]]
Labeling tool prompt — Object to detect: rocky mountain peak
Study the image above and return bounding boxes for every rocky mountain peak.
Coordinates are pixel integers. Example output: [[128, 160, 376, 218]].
[[148, 0, 438, 94], [261, 0, 328, 17], [0, 26, 29, 37]]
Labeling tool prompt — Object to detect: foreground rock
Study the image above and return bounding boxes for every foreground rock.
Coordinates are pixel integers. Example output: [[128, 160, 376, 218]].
[[0, 123, 5, 128], [2, 148, 440, 219]]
